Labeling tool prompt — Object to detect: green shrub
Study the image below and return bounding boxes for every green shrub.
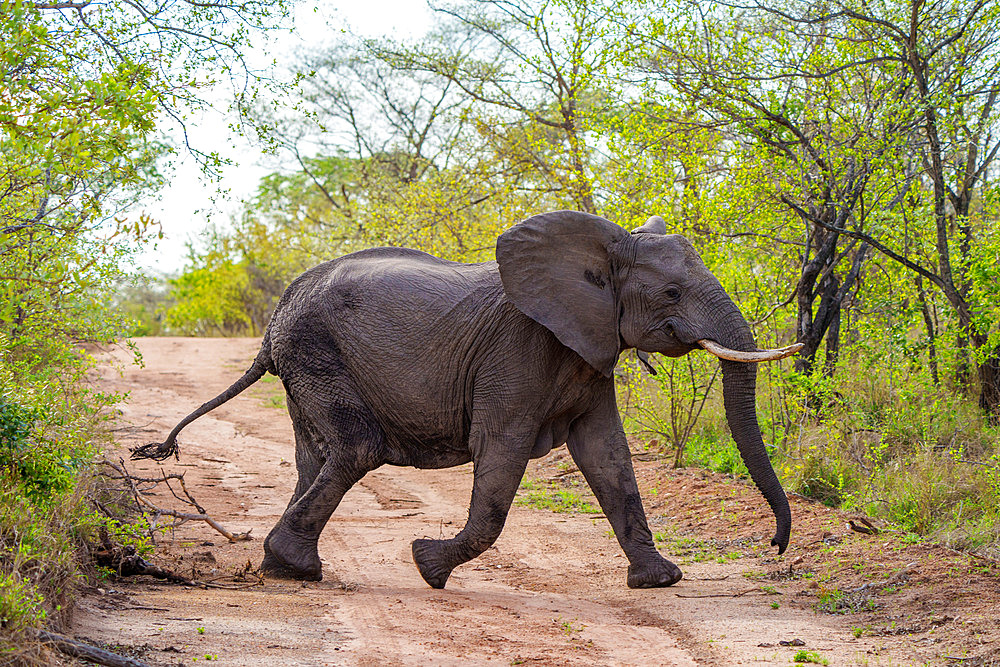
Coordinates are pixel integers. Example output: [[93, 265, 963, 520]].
[[682, 428, 749, 477], [790, 453, 852, 507], [854, 450, 1000, 542], [0, 481, 80, 661], [619, 349, 1000, 556], [0, 398, 78, 502], [0, 341, 141, 661]]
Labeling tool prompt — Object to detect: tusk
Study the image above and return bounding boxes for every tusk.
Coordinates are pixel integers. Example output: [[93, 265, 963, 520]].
[[698, 339, 804, 363]]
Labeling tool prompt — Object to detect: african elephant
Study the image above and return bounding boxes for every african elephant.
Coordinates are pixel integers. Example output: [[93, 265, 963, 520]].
[[134, 210, 799, 589]]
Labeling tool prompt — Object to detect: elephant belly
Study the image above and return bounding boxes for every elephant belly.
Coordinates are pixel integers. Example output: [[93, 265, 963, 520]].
[[383, 431, 473, 469], [530, 418, 571, 459]]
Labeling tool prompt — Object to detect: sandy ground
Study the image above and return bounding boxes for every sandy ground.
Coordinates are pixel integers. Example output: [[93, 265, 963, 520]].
[[68, 337, 1000, 666]]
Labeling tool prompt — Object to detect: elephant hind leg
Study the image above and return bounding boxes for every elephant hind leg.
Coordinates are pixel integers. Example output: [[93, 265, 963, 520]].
[[261, 455, 369, 580], [281, 395, 321, 511], [262, 377, 386, 581]]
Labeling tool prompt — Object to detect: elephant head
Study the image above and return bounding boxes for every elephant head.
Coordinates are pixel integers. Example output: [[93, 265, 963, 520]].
[[496, 210, 795, 553]]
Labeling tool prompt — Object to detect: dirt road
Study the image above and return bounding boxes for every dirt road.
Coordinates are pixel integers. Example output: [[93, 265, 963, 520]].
[[73, 337, 993, 665]]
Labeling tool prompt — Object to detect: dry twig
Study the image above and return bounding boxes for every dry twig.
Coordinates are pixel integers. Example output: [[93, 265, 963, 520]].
[[107, 458, 252, 542]]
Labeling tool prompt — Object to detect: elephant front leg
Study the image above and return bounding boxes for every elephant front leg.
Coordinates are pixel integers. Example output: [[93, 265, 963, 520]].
[[411, 429, 531, 589], [567, 388, 683, 588]]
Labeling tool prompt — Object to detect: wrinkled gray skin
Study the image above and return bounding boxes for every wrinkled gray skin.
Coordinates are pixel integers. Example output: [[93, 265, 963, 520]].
[[135, 210, 791, 589]]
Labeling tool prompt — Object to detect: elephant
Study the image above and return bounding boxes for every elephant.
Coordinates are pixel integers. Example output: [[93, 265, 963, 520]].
[[133, 210, 801, 589]]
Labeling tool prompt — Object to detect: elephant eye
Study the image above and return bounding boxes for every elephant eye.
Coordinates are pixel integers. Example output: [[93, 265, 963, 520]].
[[663, 286, 681, 302]]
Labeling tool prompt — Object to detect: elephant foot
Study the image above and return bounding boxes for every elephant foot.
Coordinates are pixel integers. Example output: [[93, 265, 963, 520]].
[[626, 557, 683, 588], [412, 538, 455, 589], [261, 532, 323, 581]]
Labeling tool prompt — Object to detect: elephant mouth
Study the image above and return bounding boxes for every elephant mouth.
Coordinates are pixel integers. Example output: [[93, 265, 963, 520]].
[[698, 339, 804, 363], [662, 319, 695, 345]]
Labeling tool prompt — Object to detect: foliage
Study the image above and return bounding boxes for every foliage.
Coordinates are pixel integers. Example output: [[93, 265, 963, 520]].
[[0, 398, 76, 502], [165, 0, 618, 332], [624, 0, 1000, 412], [619, 351, 719, 468], [0, 353, 122, 661], [114, 275, 175, 337], [1, 0, 289, 658]]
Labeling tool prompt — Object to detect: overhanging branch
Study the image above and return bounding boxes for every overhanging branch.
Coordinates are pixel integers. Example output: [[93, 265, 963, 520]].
[[780, 194, 945, 290]]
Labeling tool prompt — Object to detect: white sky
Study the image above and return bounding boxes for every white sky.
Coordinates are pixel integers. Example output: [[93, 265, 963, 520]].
[[134, 1, 433, 275]]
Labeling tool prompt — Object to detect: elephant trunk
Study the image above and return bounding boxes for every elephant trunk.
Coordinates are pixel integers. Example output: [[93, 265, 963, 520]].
[[709, 297, 791, 554]]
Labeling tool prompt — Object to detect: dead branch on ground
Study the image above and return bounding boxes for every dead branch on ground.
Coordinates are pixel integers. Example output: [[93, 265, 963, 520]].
[[104, 458, 253, 542], [35, 629, 151, 667], [93, 529, 264, 589]]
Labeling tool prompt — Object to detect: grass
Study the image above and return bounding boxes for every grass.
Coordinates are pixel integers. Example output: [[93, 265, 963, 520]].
[[516, 478, 601, 514], [794, 650, 828, 665]]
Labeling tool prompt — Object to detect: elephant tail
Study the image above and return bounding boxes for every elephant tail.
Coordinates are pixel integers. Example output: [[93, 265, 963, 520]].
[[130, 339, 274, 462]]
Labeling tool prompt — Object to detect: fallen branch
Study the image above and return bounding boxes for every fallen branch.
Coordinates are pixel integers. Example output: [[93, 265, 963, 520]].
[[108, 458, 252, 542], [35, 630, 151, 667], [94, 536, 263, 589], [848, 517, 879, 535], [675, 587, 761, 598], [144, 504, 252, 543]]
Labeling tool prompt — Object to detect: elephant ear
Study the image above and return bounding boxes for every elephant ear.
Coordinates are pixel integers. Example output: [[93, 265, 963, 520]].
[[631, 215, 666, 235], [496, 210, 627, 377]]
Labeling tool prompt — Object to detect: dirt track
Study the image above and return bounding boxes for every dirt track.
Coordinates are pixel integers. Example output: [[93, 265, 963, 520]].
[[72, 337, 993, 665]]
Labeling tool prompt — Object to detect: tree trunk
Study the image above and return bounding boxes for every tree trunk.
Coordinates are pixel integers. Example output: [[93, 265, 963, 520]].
[[955, 332, 972, 393], [915, 277, 939, 385], [977, 345, 1000, 424], [823, 302, 841, 378], [792, 218, 867, 379]]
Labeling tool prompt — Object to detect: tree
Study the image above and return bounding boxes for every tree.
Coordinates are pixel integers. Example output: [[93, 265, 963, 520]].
[[255, 35, 518, 261], [628, 0, 926, 376], [1, 2, 160, 359], [377, 0, 616, 214], [623, 0, 1000, 419], [1, 0, 292, 357], [729, 0, 1000, 417], [1, 0, 292, 653]]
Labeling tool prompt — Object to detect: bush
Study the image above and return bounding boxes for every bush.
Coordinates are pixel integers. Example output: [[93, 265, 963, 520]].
[[0, 339, 141, 662], [0, 399, 78, 502], [620, 350, 1000, 557], [0, 483, 78, 640], [682, 427, 749, 477]]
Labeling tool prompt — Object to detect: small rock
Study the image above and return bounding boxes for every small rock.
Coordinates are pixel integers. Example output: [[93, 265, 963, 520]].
[[779, 638, 806, 647]]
